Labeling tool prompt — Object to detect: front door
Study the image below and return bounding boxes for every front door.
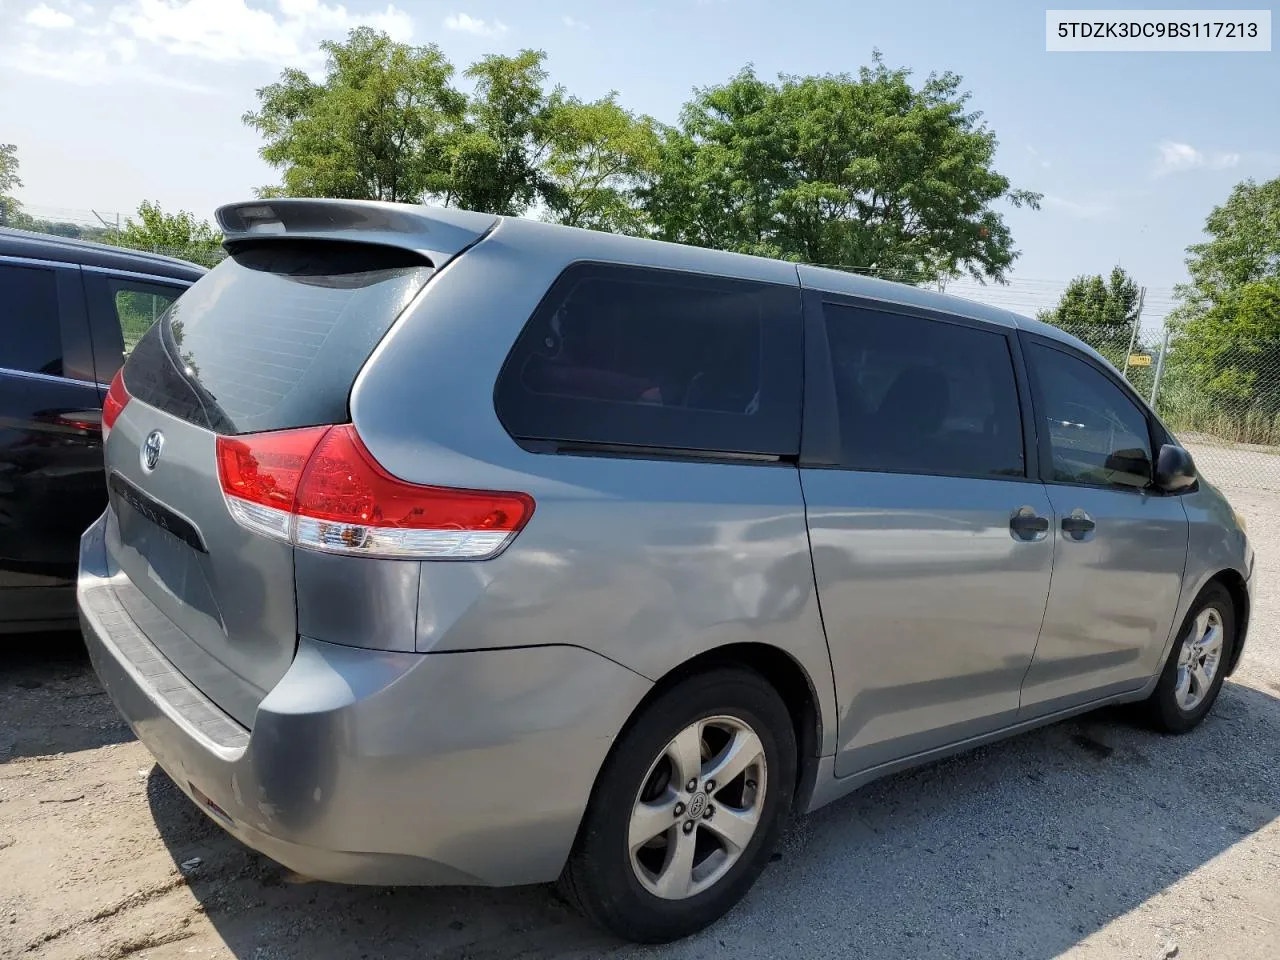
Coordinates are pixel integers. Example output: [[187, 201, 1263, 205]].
[[1018, 336, 1189, 714], [798, 296, 1054, 778]]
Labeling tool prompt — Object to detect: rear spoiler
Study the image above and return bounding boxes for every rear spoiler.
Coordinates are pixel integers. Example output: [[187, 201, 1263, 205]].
[[215, 199, 499, 268]]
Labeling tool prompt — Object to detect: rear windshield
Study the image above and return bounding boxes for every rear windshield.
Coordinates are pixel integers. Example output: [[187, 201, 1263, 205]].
[[123, 240, 432, 435]]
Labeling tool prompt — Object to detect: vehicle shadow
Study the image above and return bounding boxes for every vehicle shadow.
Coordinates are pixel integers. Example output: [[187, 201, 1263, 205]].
[[147, 678, 1280, 960], [0, 630, 134, 760]]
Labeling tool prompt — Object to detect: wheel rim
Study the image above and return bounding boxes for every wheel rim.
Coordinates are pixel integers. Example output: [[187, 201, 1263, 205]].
[[628, 715, 768, 900], [1174, 606, 1225, 712]]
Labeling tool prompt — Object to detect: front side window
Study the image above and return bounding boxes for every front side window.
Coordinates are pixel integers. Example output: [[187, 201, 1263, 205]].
[[495, 263, 803, 456], [107, 278, 184, 356], [1027, 341, 1153, 490], [0, 263, 62, 376], [823, 303, 1025, 478]]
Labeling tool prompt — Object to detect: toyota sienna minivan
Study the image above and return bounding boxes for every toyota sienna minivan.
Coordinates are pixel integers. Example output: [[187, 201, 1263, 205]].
[[81, 199, 1252, 943]]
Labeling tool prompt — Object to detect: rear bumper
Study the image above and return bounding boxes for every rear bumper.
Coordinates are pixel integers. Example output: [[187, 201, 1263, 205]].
[[79, 512, 651, 886]]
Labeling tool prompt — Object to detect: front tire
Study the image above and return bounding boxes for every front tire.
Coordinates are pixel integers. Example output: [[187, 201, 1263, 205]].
[[560, 667, 796, 943], [1140, 582, 1235, 734]]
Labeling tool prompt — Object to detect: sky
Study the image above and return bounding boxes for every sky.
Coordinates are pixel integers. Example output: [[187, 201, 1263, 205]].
[[2, 0, 1278, 326]]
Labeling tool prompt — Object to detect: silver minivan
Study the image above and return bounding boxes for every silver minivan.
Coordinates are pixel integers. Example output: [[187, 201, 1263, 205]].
[[81, 200, 1253, 943]]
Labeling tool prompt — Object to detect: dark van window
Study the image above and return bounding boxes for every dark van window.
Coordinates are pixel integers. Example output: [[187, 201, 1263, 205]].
[[0, 263, 62, 377], [1027, 341, 1153, 490], [495, 263, 803, 457], [824, 304, 1024, 478], [124, 241, 433, 435]]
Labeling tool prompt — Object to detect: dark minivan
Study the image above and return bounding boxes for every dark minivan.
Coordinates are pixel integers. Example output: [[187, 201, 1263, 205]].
[[0, 228, 204, 633]]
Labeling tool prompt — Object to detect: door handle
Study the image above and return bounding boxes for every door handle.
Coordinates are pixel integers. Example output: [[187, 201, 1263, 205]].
[[1009, 507, 1050, 541], [1061, 511, 1096, 540]]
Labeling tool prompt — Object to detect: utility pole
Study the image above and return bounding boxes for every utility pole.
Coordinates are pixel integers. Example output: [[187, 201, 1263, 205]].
[[1121, 286, 1146, 380], [1150, 322, 1173, 409]]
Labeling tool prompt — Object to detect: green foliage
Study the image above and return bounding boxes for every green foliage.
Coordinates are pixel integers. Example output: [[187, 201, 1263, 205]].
[[542, 94, 660, 233], [117, 201, 223, 266], [1036, 266, 1142, 365], [442, 50, 562, 215], [1, 143, 21, 226], [245, 26, 464, 202], [640, 55, 1040, 281], [1163, 177, 1280, 442]]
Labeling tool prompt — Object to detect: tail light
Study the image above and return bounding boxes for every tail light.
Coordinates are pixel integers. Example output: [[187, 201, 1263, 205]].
[[216, 424, 534, 560], [101, 368, 130, 440]]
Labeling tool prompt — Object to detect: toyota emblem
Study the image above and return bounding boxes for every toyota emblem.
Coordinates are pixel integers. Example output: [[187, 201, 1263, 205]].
[[141, 430, 164, 472]]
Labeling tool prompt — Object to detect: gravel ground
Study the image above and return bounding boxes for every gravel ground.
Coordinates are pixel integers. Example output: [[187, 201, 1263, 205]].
[[2, 476, 1279, 960]]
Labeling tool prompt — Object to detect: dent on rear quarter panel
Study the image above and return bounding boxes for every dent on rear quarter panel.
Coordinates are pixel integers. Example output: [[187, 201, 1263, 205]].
[[348, 219, 840, 758]]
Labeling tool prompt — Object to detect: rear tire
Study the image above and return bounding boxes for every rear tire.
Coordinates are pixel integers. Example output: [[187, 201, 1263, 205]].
[[1138, 583, 1235, 734], [560, 667, 795, 943]]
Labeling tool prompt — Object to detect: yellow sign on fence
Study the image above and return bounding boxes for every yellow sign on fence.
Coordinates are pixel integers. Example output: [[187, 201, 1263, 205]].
[[1128, 354, 1152, 367]]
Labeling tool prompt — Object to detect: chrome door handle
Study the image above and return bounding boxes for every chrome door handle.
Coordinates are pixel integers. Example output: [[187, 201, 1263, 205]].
[[1009, 507, 1050, 542], [1061, 510, 1096, 540]]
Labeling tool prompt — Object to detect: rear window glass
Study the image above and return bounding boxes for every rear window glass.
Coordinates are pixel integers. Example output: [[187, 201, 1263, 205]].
[[124, 241, 432, 435], [494, 263, 802, 457]]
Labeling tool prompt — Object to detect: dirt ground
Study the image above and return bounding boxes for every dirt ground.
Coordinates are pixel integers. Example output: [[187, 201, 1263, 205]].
[[3, 487, 1279, 960]]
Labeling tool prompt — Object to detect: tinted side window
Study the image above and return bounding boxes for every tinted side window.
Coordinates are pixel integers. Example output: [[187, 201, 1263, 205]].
[[0, 263, 62, 376], [1027, 341, 1153, 490], [495, 264, 802, 456], [107, 278, 184, 357], [823, 304, 1024, 478]]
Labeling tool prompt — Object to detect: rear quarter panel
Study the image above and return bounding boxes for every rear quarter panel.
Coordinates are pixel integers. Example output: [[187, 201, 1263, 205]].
[[350, 220, 839, 756]]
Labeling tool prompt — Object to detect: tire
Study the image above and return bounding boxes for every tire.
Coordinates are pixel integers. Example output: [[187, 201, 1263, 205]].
[[559, 667, 796, 943], [1138, 582, 1236, 734]]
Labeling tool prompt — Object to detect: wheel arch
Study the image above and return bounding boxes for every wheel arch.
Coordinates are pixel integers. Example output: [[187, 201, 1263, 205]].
[[1207, 568, 1250, 676], [607, 642, 826, 814]]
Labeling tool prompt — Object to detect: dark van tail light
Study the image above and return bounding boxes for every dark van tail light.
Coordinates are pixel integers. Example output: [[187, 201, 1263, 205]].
[[216, 424, 534, 560], [101, 368, 131, 440]]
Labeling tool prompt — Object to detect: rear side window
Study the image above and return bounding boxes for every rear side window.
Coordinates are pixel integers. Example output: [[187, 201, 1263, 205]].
[[0, 263, 62, 376], [124, 241, 432, 435], [823, 303, 1024, 478], [495, 263, 803, 457], [107, 278, 184, 356]]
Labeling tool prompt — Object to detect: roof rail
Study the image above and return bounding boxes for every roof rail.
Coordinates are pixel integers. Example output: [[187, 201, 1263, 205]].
[[215, 199, 499, 266]]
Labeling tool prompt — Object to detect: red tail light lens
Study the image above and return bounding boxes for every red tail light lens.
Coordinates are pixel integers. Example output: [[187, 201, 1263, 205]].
[[101, 368, 130, 438], [216, 424, 534, 559]]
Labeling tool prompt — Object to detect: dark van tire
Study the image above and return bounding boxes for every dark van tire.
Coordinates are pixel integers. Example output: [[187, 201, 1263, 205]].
[[559, 667, 796, 943], [1139, 582, 1236, 734]]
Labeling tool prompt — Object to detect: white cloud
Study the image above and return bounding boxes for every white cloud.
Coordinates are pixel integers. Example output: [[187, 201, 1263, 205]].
[[25, 3, 76, 28], [110, 0, 413, 66], [562, 15, 589, 30], [1025, 144, 1051, 169], [1043, 194, 1111, 219], [443, 12, 506, 36], [2, 0, 416, 88], [1154, 140, 1240, 176]]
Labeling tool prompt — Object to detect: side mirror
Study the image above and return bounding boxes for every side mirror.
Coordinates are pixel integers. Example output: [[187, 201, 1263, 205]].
[[1155, 444, 1197, 493]]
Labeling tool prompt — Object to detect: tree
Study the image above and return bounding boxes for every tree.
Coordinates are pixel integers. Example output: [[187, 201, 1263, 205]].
[[0, 143, 21, 226], [640, 55, 1040, 281], [441, 50, 562, 215], [1174, 279, 1280, 413], [541, 94, 660, 234], [117, 201, 223, 266], [1162, 177, 1280, 438], [1036, 266, 1142, 363], [245, 26, 464, 202]]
